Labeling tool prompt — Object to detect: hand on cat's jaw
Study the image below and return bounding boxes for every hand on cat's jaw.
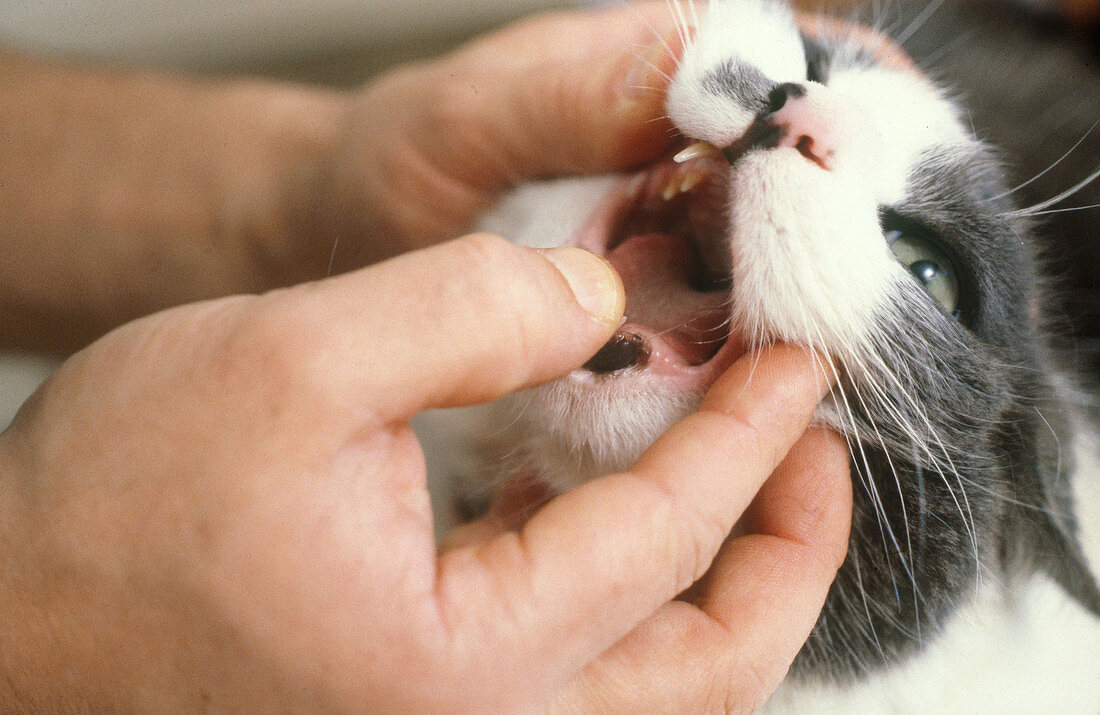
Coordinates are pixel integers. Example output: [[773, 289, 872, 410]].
[[294, 1, 684, 271], [0, 234, 849, 710]]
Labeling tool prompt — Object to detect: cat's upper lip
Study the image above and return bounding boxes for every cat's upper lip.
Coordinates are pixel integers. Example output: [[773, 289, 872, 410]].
[[569, 150, 744, 384]]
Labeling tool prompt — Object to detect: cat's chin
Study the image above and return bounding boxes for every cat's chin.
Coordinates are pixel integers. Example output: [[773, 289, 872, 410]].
[[505, 378, 705, 492]]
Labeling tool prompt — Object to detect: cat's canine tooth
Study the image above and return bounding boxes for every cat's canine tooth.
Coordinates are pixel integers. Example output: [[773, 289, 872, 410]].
[[674, 141, 720, 163]]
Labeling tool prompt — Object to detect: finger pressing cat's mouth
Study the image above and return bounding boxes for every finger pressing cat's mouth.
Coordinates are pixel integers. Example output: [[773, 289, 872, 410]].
[[570, 148, 744, 387]]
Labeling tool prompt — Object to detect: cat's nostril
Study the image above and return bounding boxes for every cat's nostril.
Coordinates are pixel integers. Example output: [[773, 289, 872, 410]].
[[765, 82, 807, 114], [761, 82, 841, 171], [583, 332, 649, 374]]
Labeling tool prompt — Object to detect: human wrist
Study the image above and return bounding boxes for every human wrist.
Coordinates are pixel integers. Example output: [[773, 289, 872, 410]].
[[0, 54, 352, 352]]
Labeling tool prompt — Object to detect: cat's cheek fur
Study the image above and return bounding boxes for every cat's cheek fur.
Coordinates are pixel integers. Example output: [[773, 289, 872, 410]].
[[476, 176, 618, 250], [824, 66, 963, 185]]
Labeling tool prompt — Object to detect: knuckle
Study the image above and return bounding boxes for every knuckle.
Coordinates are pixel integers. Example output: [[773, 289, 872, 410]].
[[216, 288, 330, 401], [540, 69, 614, 169], [727, 658, 775, 713], [683, 507, 735, 584], [427, 72, 480, 135], [722, 403, 769, 455], [633, 473, 724, 595], [712, 402, 780, 473]]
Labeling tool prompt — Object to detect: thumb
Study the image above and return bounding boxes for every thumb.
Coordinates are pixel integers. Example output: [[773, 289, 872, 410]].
[[253, 234, 624, 423]]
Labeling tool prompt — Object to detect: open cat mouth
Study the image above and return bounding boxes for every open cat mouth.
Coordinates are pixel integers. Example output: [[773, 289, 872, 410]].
[[570, 150, 745, 386]]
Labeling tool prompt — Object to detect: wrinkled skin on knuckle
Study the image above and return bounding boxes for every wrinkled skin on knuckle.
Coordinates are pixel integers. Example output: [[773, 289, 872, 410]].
[[422, 72, 501, 175], [721, 652, 776, 714], [536, 64, 619, 172], [617, 473, 724, 603], [680, 502, 738, 591], [715, 403, 780, 476], [675, 415, 763, 581], [329, 64, 471, 256]]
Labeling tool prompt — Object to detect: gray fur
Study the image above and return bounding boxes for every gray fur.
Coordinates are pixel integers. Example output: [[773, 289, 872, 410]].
[[703, 59, 776, 112], [785, 4, 1100, 681]]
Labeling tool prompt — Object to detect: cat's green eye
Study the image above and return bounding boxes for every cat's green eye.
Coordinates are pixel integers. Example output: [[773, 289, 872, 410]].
[[886, 230, 959, 315]]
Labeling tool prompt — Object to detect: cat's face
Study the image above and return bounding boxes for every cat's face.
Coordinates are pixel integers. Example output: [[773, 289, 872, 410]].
[[476, 0, 1086, 679]]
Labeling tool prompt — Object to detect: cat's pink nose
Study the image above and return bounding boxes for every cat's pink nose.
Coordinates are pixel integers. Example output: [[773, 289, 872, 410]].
[[765, 82, 845, 171]]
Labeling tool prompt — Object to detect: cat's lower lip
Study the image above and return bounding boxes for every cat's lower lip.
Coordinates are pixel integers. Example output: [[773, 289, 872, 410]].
[[571, 323, 745, 388], [618, 322, 744, 379]]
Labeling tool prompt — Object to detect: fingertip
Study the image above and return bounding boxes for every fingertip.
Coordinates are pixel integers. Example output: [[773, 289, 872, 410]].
[[699, 345, 835, 450], [538, 247, 625, 328], [706, 343, 834, 404]]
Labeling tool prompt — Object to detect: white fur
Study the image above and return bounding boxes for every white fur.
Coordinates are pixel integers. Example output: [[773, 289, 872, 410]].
[[667, 1, 971, 362], [667, 0, 805, 144], [499, 375, 701, 492], [476, 175, 619, 249], [1069, 409, 1100, 584]]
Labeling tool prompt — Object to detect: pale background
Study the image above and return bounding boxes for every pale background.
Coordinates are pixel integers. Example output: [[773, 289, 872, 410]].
[[0, 0, 582, 82], [0, 0, 586, 427]]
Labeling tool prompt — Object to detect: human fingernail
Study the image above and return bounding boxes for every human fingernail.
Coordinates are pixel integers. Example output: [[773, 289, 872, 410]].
[[540, 247, 625, 324]]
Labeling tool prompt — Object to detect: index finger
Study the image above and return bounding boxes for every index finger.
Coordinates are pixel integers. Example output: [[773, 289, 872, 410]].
[[436, 344, 833, 691]]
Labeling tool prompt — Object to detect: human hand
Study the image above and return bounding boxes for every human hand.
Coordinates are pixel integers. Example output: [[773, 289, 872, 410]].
[[0, 235, 848, 710], [0, 3, 677, 352], [293, 1, 680, 271]]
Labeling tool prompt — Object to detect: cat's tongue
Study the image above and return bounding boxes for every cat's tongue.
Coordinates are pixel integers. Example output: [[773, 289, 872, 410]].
[[604, 233, 729, 366]]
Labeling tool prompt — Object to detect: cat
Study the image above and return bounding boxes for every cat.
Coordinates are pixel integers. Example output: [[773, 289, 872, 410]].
[[420, 0, 1100, 708]]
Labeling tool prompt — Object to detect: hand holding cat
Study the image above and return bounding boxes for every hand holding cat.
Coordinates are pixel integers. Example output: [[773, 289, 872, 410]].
[[0, 235, 849, 710], [307, 1, 681, 271], [1, 1, 851, 708]]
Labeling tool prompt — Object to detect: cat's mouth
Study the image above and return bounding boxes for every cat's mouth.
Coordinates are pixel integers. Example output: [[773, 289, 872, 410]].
[[570, 151, 744, 386]]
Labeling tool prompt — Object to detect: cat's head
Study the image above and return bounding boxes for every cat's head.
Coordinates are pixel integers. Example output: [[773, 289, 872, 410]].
[[480, 0, 1100, 680]]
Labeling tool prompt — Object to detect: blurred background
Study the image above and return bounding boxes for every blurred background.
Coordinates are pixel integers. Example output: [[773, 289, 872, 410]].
[[0, 0, 585, 85]]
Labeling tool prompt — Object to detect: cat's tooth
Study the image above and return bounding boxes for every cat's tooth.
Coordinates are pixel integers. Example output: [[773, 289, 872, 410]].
[[662, 174, 683, 201], [674, 141, 720, 163], [659, 168, 706, 200], [680, 171, 704, 193]]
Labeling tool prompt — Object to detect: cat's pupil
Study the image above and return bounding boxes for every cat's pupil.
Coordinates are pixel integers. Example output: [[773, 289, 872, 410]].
[[909, 260, 939, 285]]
